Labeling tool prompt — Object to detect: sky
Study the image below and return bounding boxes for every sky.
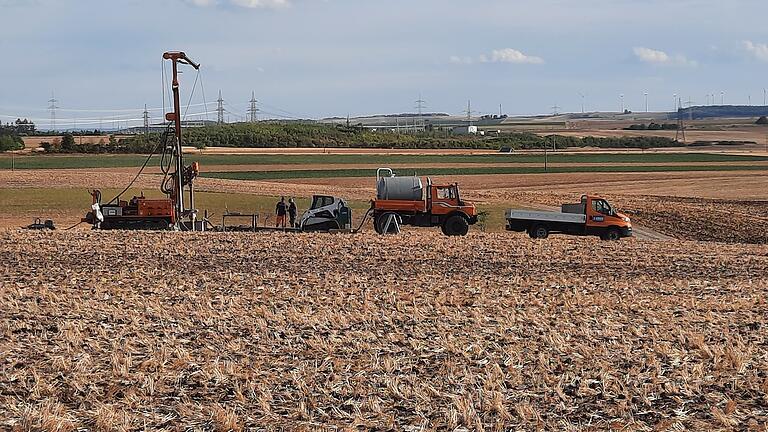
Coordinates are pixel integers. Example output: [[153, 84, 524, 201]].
[[2, 0, 768, 128]]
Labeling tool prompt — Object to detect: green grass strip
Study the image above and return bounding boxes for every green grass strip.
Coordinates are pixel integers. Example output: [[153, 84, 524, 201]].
[[201, 164, 768, 180], [1, 152, 766, 170]]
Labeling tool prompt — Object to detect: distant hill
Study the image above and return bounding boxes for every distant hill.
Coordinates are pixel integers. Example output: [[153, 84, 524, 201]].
[[675, 105, 768, 120]]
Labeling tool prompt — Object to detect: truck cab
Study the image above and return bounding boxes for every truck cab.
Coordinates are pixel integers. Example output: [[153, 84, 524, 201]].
[[427, 181, 477, 221], [576, 195, 633, 240]]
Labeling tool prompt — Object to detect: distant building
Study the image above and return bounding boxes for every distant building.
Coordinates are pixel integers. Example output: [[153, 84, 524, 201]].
[[452, 125, 478, 135]]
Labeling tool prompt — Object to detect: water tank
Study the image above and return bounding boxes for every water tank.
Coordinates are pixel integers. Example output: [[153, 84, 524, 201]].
[[377, 176, 423, 201]]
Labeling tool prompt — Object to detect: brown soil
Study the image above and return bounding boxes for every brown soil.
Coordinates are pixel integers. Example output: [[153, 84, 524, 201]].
[[1, 230, 766, 430]]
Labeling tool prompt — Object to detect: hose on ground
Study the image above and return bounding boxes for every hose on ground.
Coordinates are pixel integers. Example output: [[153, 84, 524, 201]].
[[352, 207, 374, 234]]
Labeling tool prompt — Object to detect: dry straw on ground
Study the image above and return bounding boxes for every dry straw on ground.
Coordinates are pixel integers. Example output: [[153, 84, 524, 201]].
[[1, 231, 767, 431]]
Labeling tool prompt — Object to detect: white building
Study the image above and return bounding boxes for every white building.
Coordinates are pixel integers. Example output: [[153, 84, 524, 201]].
[[452, 125, 478, 135]]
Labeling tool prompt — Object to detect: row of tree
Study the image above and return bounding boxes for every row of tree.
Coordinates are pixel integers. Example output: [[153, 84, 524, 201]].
[[0, 123, 26, 152], [3, 119, 36, 135], [40, 123, 682, 153]]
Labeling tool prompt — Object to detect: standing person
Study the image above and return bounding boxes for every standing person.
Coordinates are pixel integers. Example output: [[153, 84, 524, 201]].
[[288, 198, 298, 228], [275, 196, 287, 228]]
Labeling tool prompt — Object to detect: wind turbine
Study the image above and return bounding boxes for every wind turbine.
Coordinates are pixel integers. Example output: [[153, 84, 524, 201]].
[[577, 92, 586, 113]]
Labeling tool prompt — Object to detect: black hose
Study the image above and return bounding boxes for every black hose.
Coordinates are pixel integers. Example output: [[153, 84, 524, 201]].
[[64, 221, 84, 231], [352, 207, 374, 234]]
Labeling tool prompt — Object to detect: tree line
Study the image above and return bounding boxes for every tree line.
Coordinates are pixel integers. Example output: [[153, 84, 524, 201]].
[[39, 122, 681, 154], [0, 121, 28, 152]]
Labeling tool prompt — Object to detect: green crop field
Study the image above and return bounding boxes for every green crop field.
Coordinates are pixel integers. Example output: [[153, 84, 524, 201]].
[[201, 164, 768, 181], [0, 152, 766, 170]]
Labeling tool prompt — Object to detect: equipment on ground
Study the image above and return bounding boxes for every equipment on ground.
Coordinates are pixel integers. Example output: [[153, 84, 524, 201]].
[[299, 195, 353, 232], [505, 195, 632, 240], [82, 51, 202, 231], [371, 168, 478, 236], [24, 218, 56, 230]]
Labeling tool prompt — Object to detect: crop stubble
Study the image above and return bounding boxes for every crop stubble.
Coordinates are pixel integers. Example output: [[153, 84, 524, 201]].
[[1, 230, 767, 430]]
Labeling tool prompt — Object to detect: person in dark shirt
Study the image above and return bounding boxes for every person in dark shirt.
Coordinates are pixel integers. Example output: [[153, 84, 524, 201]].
[[288, 198, 298, 228], [275, 196, 287, 228]]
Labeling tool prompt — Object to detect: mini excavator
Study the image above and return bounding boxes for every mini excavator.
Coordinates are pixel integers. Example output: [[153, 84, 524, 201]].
[[83, 52, 201, 230]]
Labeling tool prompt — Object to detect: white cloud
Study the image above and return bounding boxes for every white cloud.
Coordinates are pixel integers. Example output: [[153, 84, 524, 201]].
[[488, 48, 544, 64], [449, 48, 543, 65], [184, 0, 291, 9], [449, 55, 474, 65], [633, 47, 696, 67], [743, 40, 768, 62]]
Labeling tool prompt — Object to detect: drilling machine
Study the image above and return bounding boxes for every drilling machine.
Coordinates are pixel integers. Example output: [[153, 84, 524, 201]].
[[83, 52, 201, 230]]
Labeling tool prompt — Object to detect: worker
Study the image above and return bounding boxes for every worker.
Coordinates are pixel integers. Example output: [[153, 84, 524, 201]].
[[288, 197, 298, 228], [275, 196, 287, 228]]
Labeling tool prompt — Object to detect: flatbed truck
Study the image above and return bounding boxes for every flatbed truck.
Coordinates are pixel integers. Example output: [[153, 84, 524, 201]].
[[506, 195, 632, 240]]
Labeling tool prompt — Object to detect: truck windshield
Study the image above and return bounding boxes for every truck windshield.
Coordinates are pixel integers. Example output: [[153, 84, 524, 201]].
[[437, 188, 455, 199]]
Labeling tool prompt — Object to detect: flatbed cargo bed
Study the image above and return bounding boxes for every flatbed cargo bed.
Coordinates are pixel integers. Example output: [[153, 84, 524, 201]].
[[505, 209, 586, 224]]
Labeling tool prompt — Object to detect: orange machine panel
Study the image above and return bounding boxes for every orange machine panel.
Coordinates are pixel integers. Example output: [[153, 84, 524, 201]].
[[138, 199, 175, 218], [373, 199, 427, 213]]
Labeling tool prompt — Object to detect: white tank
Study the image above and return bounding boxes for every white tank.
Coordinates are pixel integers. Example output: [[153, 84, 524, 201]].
[[377, 176, 423, 201]]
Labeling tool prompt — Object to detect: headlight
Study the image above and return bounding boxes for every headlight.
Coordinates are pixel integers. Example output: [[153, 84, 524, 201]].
[[623, 217, 631, 222]]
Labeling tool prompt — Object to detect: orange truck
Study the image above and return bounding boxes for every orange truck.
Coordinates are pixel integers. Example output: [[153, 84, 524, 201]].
[[372, 168, 478, 236], [505, 195, 632, 240]]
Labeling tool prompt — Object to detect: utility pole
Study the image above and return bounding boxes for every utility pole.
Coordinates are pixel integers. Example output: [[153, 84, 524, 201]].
[[143, 104, 150, 138], [248, 91, 259, 122], [48, 91, 59, 132], [466, 100, 473, 125], [216, 90, 225, 125], [675, 97, 686, 144], [415, 93, 426, 133]]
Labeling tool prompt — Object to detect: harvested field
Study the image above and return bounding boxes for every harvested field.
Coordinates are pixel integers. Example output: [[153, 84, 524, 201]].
[[1, 231, 767, 430], [483, 191, 768, 245], [2, 169, 768, 242]]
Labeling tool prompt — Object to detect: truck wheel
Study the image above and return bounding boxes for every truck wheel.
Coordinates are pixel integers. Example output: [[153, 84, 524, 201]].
[[443, 215, 469, 236], [532, 224, 549, 239], [375, 212, 400, 235], [601, 228, 621, 241]]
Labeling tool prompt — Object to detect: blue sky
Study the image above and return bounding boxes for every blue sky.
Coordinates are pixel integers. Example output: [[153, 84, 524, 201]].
[[2, 0, 768, 127]]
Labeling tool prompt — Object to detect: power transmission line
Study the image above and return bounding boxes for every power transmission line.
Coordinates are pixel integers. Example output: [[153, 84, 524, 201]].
[[415, 94, 426, 133], [247, 91, 259, 122], [216, 90, 225, 125], [48, 91, 59, 132], [143, 104, 150, 137]]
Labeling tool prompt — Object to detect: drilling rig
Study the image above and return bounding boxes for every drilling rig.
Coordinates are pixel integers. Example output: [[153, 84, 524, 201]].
[[83, 51, 201, 230]]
